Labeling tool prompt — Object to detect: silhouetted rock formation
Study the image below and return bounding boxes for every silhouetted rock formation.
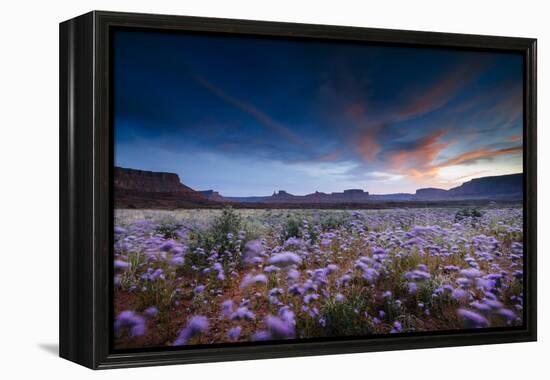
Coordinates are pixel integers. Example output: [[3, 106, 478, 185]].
[[448, 174, 522, 197], [198, 190, 225, 202], [262, 188, 370, 203], [114, 166, 523, 209], [114, 167, 223, 209], [415, 187, 449, 199], [114, 167, 195, 193], [415, 174, 522, 200]]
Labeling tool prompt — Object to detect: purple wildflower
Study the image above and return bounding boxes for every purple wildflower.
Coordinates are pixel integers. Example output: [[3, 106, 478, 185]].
[[114, 311, 146, 337], [326, 264, 339, 274], [194, 285, 206, 294], [251, 330, 271, 341], [171, 256, 184, 266], [443, 265, 460, 272], [497, 308, 517, 321], [231, 307, 256, 321], [457, 309, 489, 328], [268, 252, 302, 268], [263, 265, 280, 273], [404, 270, 430, 281], [243, 240, 264, 264], [227, 326, 242, 341], [452, 288, 468, 300], [114, 260, 130, 270], [221, 300, 234, 318], [303, 293, 319, 304], [287, 268, 300, 281], [390, 321, 402, 333], [265, 315, 295, 339], [470, 301, 491, 313], [144, 306, 158, 318], [173, 316, 209, 345], [240, 274, 268, 289], [362, 267, 379, 283], [160, 240, 176, 252], [460, 268, 482, 279]]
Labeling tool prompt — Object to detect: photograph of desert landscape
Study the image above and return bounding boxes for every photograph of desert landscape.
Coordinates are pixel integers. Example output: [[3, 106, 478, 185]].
[[112, 30, 524, 349]]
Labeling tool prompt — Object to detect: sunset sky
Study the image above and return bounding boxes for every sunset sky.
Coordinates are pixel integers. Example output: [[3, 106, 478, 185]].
[[114, 30, 523, 196]]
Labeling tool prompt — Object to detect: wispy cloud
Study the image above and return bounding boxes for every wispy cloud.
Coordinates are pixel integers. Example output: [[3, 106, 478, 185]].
[[383, 129, 521, 183], [450, 170, 489, 183], [356, 127, 382, 161], [437, 146, 522, 167], [388, 129, 451, 178], [192, 74, 306, 146], [397, 60, 490, 121]]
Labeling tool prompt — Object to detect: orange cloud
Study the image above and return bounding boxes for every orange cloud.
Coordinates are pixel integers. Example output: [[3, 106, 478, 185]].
[[386, 126, 522, 182], [388, 130, 450, 178], [347, 105, 383, 162], [357, 129, 381, 161], [451, 171, 488, 183], [508, 134, 523, 142], [438, 146, 522, 167]]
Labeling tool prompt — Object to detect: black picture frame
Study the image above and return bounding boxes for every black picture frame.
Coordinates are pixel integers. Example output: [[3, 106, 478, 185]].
[[59, 10, 537, 369]]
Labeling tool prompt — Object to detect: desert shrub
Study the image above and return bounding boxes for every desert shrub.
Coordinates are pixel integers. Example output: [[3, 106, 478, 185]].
[[137, 274, 179, 314], [455, 208, 484, 222], [300, 288, 374, 337], [282, 218, 302, 240], [154, 220, 183, 239], [116, 252, 143, 291], [186, 207, 247, 271], [189, 207, 243, 250], [319, 214, 348, 231], [306, 223, 320, 244], [209, 207, 243, 246], [415, 278, 442, 309]]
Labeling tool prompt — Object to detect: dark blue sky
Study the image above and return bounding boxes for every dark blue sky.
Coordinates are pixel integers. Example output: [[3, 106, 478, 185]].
[[114, 30, 523, 196]]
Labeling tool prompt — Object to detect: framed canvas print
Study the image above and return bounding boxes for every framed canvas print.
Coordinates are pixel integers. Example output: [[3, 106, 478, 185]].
[[59, 11, 537, 369]]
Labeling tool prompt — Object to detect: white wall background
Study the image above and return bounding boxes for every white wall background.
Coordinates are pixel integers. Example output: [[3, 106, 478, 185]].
[[0, 0, 547, 378]]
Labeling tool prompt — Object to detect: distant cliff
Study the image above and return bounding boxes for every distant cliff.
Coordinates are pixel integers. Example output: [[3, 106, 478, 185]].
[[448, 173, 522, 197], [230, 189, 371, 204], [198, 190, 225, 202], [416, 174, 522, 200], [415, 187, 451, 199], [114, 167, 195, 193], [114, 167, 522, 209], [114, 167, 223, 209]]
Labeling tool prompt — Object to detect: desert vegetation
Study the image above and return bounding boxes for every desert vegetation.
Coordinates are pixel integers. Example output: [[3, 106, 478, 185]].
[[113, 206, 523, 348]]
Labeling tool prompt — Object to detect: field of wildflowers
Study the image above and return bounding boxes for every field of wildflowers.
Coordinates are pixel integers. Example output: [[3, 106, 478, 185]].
[[113, 206, 523, 349]]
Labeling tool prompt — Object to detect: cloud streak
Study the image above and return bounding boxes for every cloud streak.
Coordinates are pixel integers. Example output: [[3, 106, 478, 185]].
[[388, 130, 451, 178], [397, 60, 490, 121], [192, 74, 306, 147], [356, 126, 382, 162], [437, 146, 522, 167], [384, 129, 522, 182]]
